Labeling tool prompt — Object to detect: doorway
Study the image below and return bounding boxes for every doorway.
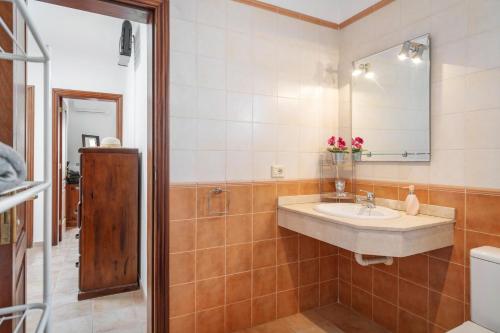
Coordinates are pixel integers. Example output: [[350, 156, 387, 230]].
[[51, 89, 123, 244], [23, 0, 169, 331]]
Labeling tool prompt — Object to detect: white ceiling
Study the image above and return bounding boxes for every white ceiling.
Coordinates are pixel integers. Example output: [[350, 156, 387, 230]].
[[259, 0, 380, 23]]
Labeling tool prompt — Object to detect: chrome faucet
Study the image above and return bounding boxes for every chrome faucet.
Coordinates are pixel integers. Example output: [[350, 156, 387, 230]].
[[357, 190, 376, 209]]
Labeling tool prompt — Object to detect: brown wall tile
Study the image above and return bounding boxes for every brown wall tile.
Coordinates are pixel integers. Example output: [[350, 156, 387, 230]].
[[373, 257, 398, 275], [399, 254, 429, 287], [277, 182, 300, 196], [170, 220, 195, 253], [429, 258, 465, 301], [253, 239, 277, 269], [196, 277, 225, 311], [196, 306, 225, 333], [352, 262, 373, 292], [352, 286, 372, 319], [429, 189, 465, 229], [398, 309, 427, 333], [169, 314, 195, 333], [319, 241, 338, 256], [339, 256, 352, 282], [399, 279, 428, 319], [277, 263, 299, 291], [277, 225, 297, 238], [277, 289, 299, 318], [253, 212, 277, 241], [373, 297, 397, 333], [428, 291, 464, 330], [197, 247, 225, 280], [299, 235, 319, 260], [339, 280, 351, 306], [226, 300, 251, 332], [169, 180, 478, 332], [299, 284, 319, 311], [252, 294, 277, 326], [170, 283, 195, 317], [226, 214, 252, 245], [253, 267, 277, 297], [227, 184, 252, 215], [277, 236, 298, 264], [253, 183, 277, 213], [373, 184, 398, 200], [320, 256, 338, 282], [170, 252, 195, 285], [298, 181, 320, 194], [170, 186, 197, 220], [466, 193, 500, 234], [226, 272, 251, 304], [373, 269, 397, 304], [227, 243, 252, 274], [320, 280, 338, 306], [299, 259, 319, 286], [196, 217, 225, 249]]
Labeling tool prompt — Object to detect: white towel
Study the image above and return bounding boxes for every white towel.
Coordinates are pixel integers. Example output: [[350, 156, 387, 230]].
[[0, 141, 26, 193]]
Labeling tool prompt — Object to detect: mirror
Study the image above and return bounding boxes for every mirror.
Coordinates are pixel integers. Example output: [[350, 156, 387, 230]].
[[351, 34, 430, 162]]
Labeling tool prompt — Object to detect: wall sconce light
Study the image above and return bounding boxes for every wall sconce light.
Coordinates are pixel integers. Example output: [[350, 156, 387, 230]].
[[352, 63, 374, 79], [398, 40, 426, 64]]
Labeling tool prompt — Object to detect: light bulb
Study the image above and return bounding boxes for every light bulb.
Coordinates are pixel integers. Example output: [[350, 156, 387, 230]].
[[352, 69, 362, 76], [398, 53, 408, 61], [365, 71, 375, 80], [412, 57, 422, 64]]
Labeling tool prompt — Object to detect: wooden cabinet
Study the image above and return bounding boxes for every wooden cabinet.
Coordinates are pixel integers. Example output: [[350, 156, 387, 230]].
[[77, 148, 140, 300], [65, 183, 79, 228]]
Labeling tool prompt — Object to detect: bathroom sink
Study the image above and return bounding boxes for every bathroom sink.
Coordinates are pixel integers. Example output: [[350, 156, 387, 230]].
[[314, 203, 400, 220]]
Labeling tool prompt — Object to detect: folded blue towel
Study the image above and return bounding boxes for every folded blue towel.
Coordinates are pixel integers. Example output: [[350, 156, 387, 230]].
[[0, 141, 26, 194]]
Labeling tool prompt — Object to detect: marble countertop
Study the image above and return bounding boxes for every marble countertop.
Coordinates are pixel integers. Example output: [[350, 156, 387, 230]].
[[278, 194, 455, 232]]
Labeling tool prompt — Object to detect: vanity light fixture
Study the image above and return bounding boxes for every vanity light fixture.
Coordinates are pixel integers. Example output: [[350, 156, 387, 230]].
[[352, 63, 373, 79], [412, 44, 425, 64], [398, 40, 426, 64], [352, 68, 362, 76], [364, 70, 375, 80], [398, 41, 411, 60]]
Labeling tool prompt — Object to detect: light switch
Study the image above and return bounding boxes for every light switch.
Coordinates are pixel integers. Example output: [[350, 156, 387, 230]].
[[271, 165, 285, 178]]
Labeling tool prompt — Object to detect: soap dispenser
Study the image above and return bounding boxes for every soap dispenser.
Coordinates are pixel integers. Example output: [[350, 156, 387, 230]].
[[405, 185, 420, 216]]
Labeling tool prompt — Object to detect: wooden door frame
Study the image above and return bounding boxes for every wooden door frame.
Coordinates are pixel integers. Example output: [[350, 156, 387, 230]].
[[37, 1, 169, 332], [51, 88, 124, 245]]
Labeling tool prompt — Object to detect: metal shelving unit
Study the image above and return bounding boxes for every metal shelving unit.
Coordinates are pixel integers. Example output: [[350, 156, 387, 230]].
[[0, 0, 52, 331]]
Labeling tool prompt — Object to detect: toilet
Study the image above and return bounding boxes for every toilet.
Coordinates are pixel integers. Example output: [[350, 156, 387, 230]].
[[448, 246, 500, 332]]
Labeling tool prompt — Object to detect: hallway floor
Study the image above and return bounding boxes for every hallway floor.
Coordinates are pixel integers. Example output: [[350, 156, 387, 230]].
[[237, 303, 389, 333], [26, 228, 146, 333]]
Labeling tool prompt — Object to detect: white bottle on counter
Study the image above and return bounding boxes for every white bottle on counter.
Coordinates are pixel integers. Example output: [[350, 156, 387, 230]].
[[405, 185, 420, 216]]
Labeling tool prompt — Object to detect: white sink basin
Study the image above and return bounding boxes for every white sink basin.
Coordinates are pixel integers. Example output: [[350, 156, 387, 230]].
[[314, 203, 400, 220]]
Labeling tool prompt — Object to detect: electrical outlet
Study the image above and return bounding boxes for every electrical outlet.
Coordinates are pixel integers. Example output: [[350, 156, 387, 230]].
[[271, 165, 285, 178]]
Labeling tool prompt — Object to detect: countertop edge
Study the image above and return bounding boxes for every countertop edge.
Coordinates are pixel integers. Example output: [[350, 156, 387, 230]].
[[278, 203, 455, 232]]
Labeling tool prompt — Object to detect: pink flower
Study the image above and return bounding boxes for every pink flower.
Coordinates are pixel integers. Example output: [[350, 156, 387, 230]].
[[337, 137, 346, 149], [355, 137, 364, 144], [327, 136, 336, 146]]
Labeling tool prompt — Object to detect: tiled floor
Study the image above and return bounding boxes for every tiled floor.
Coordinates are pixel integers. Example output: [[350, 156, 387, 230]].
[[26, 228, 146, 333], [237, 303, 389, 333]]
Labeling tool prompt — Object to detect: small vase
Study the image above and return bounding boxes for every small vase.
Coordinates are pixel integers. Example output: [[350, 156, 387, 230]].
[[331, 152, 346, 164], [353, 151, 362, 162], [335, 179, 346, 195]]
